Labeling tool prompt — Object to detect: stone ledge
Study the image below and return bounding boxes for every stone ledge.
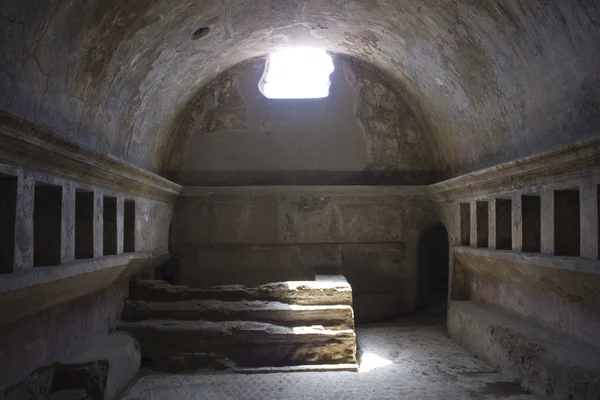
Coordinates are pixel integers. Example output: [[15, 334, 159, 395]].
[[0, 252, 170, 323], [0, 111, 182, 202], [117, 319, 357, 371], [431, 137, 600, 202], [453, 246, 600, 304], [181, 185, 429, 198], [448, 300, 600, 399]]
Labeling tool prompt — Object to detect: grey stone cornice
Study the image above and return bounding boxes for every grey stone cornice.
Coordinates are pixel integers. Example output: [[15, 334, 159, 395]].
[[0, 111, 182, 202], [181, 185, 430, 197], [430, 137, 600, 202]]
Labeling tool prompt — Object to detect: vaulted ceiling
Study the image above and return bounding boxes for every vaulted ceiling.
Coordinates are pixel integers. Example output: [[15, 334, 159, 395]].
[[1, 0, 599, 177]]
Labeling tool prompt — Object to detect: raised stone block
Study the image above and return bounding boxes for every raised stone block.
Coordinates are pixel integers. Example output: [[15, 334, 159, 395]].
[[59, 332, 140, 400]]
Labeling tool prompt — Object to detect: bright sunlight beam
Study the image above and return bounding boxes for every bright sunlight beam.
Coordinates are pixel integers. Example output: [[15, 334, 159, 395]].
[[359, 352, 393, 373], [259, 48, 334, 99]]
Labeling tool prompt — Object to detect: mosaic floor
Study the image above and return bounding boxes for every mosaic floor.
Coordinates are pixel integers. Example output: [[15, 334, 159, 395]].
[[119, 311, 537, 400]]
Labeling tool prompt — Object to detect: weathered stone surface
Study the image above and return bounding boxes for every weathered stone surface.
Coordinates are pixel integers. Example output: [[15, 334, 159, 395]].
[[449, 301, 600, 400], [63, 332, 141, 400], [43, 390, 92, 400], [129, 279, 352, 306], [172, 188, 439, 317], [54, 361, 108, 400], [173, 56, 436, 185], [118, 319, 356, 371], [2, 333, 139, 400], [2, 0, 599, 178], [0, 252, 170, 324], [470, 272, 600, 351], [453, 246, 600, 305], [3, 364, 56, 400], [122, 299, 354, 330], [121, 276, 357, 372]]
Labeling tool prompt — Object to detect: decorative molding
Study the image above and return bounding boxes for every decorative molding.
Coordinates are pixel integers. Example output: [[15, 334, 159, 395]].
[[0, 111, 182, 202], [430, 138, 600, 202], [181, 185, 430, 198]]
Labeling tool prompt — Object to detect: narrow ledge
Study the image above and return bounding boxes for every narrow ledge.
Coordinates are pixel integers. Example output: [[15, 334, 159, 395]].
[[0, 251, 167, 295], [181, 185, 430, 198], [0, 252, 170, 323], [453, 246, 600, 304], [0, 111, 182, 202], [431, 137, 600, 201]]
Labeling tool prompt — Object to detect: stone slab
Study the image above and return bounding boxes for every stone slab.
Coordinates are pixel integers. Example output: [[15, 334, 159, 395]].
[[0, 253, 169, 324], [448, 300, 600, 400], [129, 279, 353, 306], [453, 246, 600, 305], [117, 319, 356, 371], [122, 299, 354, 330]]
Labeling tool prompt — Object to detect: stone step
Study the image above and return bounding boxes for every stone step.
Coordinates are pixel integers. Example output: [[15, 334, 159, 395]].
[[117, 319, 357, 372], [122, 299, 354, 330], [231, 364, 359, 373], [129, 276, 352, 306], [449, 301, 600, 400]]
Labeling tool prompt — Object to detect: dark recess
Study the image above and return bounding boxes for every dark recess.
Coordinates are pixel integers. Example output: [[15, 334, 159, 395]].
[[522, 195, 541, 253], [496, 198, 512, 250], [460, 203, 470, 246], [75, 190, 94, 259], [124, 200, 135, 253], [0, 174, 17, 273], [34, 183, 62, 267], [192, 27, 210, 40], [103, 196, 117, 256], [554, 189, 580, 257], [476, 201, 488, 248]]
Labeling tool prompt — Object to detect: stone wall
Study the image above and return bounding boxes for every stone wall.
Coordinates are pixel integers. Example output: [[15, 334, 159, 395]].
[[0, 115, 181, 390], [171, 186, 439, 320], [433, 138, 600, 395], [0, 281, 126, 390]]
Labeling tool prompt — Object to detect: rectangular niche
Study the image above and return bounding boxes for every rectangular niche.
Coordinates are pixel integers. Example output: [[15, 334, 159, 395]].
[[495, 198, 512, 250], [124, 200, 135, 253], [554, 189, 580, 257], [0, 174, 18, 273], [34, 183, 62, 267], [476, 201, 489, 248], [522, 195, 541, 253], [460, 203, 470, 246], [75, 190, 94, 259], [103, 196, 117, 256]]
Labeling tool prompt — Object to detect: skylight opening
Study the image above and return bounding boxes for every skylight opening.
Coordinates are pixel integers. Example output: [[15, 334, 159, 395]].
[[259, 48, 334, 99]]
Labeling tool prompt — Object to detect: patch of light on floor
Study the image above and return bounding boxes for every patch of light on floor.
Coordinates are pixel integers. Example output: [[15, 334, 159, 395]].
[[259, 48, 334, 99], [359, 352, 393, 373]]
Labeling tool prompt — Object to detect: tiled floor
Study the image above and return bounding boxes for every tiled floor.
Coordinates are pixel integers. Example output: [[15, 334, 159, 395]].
[[119, 312, 537, 400]]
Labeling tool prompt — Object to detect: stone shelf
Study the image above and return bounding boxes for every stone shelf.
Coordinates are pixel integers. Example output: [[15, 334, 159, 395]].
[[453, 246, 600, 304], [0, 252, 169, 323]]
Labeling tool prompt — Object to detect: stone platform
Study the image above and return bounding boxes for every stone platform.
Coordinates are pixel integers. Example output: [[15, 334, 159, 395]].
[[118, 275, 358, 372]]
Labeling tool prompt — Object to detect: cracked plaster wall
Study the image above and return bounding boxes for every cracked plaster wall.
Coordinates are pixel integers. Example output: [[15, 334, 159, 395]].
[[1, 0, 599, 178], [169, 55, 436, 185]]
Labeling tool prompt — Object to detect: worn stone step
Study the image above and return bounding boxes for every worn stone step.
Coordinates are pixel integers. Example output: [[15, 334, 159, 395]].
[[122, 299, 354, 330], [129, 276, 352, 306], [117, 319, 357, 372], [231, 364, 359, 373]]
